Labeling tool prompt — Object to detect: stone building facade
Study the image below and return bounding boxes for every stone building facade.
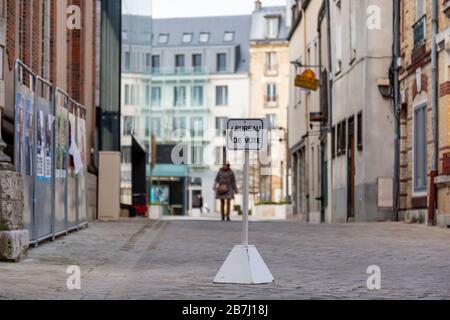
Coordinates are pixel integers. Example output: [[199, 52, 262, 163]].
[[399, 0, 450, 226], [121, 14, 251, 216], [288, 0, 324, 222], [327, 0, 395, 223], [249, 2, 291, 204]]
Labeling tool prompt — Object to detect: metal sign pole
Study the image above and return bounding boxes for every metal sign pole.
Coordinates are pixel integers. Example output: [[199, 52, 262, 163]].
[[242, 150, 249, 246], [214, 118, 274, 285]]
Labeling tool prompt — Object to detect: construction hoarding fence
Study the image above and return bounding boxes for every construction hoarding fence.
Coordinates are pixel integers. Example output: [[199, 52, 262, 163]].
[[13, 59, 88, 246]]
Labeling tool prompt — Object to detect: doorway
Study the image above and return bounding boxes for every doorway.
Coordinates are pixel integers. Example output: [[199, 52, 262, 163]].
[[320, 141, 328, 223], [347, 117, 355, 222]]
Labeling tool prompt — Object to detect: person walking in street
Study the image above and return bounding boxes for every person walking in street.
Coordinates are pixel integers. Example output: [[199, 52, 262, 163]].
[[214, 162, 238, 221]]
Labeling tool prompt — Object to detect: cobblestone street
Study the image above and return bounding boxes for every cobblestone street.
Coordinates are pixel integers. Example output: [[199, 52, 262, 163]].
[[1, 220, 450, 300]]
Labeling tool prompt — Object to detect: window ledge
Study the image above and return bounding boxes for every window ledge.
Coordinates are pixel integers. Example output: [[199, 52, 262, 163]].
[[435, 175, 450, 188]]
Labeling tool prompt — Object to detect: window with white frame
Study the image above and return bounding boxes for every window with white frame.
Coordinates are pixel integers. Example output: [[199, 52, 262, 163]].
[[122, 146, 132, 164], [152, 55, 160, 73], [217, 53, 227, 72], [173, 117, 187, 138], [175, 54, 185, 73], [267, 114, 277, 129], [266, 83, 277, 103], [216, 86, 228, 106], [265, 16, 280, 39], [151, 87, 161, 107], [192, 145, 204, 165], [124, 116, 135, 136], [191, 86, 204, 107], [182, 33, 193, 43], [413, 104, 427, 192], [334, 2, 343, 73], [124, 51, 131, 70], [414, 0, 426, 47], [191, 117, 204, 137], [216, 117, 228, 136], [124, 84, 130, 105], [145, 53, 151, 69], [145, 84, 151, 106], [151, 118, 162, 138], [199, 32, 210, 43], [224, 31, 234, 42], [158, 34, 169, 44], [130, 85, 138, 105], [266, 52, 277, 71], [192, 54, 203, 72], [173, 86, 186, 107]]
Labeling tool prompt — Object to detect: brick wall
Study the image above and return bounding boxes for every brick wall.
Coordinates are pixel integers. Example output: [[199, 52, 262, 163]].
[[67, 0, 83, 104], [6, 0, 16, 71], [399, 0, 433, 212], [5, 0, 46, 77], [399, 0, 450, 216]]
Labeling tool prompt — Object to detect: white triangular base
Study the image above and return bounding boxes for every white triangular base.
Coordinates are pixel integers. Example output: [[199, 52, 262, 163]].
[[213, 245, 274, 284]]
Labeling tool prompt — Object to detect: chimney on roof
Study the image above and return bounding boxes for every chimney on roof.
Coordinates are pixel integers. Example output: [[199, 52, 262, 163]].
[[255, 0, 262, 11], [286, 0, 293, 28]]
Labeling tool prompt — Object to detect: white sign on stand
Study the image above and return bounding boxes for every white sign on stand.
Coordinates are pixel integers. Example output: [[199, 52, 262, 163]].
[[214, 119, 274, 285], [226, 118, 267, 151]]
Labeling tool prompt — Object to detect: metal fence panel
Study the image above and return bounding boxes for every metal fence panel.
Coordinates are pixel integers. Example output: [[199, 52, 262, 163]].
[[54, 99, 69, 236], [14, 84, 35, 241], [34, 95, 54, 241], [13, 60, 89, 245], [67, 112, 78, 230], [77, 116, 88, 224]]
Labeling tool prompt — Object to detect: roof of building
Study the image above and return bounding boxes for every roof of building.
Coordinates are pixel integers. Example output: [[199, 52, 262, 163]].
[[122, 14, 252, 73], [250, 6, 289, 42]]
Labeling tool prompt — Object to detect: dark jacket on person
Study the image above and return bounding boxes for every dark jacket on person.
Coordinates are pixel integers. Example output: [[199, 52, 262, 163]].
[[214, 168, 238, 200]]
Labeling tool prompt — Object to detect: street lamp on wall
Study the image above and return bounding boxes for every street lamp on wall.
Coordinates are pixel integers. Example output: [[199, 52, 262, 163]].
[[377, 78, 392, 99]]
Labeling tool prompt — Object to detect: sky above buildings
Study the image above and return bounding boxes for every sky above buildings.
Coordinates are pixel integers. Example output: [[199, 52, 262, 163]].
[[123, 0, 287, 18]]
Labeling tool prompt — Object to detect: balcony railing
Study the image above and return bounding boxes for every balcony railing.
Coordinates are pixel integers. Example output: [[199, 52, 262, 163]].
[[413, 15, 426, 48], [264, 95, 279, 107], [151, 67, 208, 76]]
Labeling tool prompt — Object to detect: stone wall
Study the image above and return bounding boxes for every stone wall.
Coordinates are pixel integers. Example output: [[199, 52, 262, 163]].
[[0, 164, 28, 262]]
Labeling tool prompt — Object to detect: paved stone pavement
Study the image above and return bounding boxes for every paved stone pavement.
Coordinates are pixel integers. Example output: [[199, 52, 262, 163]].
[[1, 219, 450, 300]]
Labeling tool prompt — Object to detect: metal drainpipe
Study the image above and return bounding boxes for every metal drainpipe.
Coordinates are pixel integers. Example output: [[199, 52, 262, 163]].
[[429, 0, 438, 226], [325, 0, 333, 222], [393, 0, 401, 222]]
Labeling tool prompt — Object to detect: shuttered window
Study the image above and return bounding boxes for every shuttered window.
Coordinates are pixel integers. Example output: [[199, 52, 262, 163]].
[[413, 105, 427, 192]]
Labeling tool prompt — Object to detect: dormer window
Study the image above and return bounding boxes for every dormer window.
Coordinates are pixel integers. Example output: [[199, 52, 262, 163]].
[[224, 31, 234, 42], [199, 32, 210, 43], [182, 33, 193, 43], [158, 34, 169, 44], [265, 16, 280, 39]]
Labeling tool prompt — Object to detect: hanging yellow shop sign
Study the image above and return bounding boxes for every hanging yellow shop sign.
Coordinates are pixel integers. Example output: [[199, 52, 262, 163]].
[[295, 69, 319, 91]]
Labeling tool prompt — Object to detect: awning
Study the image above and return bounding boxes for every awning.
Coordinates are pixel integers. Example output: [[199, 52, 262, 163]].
[[147, 164, 188, 178]]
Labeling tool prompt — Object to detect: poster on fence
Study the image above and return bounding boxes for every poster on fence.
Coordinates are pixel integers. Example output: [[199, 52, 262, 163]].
[[55, 107, 68, 178], [36, 110, 45, 178], [24, 96, 33, 176], [69, 114, 83, 175], [77, 117, 88, 223], [45, 115, 55, 179]]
